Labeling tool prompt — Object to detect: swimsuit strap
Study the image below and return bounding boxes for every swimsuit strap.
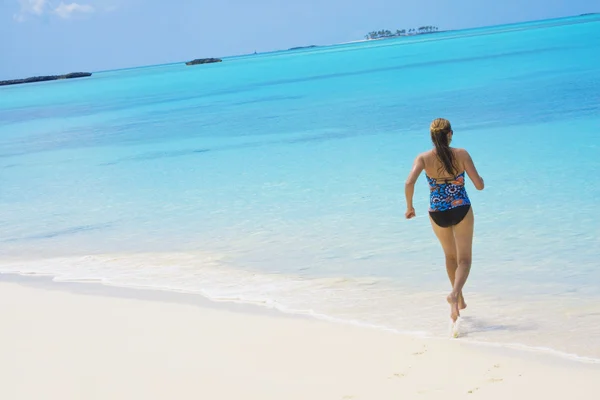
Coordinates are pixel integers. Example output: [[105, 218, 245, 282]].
[[426, 171, 465, 184]]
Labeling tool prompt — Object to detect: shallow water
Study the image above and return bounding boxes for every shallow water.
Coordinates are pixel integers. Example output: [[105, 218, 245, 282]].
[[1, 14, 600, 361]]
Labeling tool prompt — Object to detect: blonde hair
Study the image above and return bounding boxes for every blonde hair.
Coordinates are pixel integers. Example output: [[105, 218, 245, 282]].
[[430, 118, 452, 136], [429, 118, 457, 175]]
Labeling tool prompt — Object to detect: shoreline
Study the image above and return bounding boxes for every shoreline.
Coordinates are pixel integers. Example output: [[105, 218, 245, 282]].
[[2, 271, 598, 366], [1, 275, 598, 399]]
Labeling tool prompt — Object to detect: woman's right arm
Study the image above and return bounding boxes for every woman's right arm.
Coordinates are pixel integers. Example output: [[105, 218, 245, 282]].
[[460, 149, 484, 190]]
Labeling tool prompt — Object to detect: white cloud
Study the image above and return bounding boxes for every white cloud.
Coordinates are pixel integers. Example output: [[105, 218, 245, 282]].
[[16, 0, 49, 19], [53, 2, 95, 19], [13, 0, 104, 22]]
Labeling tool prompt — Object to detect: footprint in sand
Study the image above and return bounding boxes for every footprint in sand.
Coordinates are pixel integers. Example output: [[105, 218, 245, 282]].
[[469, 368, 504, 393], [412, 346, 427, 356], [487, 364, 502, 372], [487, 364, 503, 383]]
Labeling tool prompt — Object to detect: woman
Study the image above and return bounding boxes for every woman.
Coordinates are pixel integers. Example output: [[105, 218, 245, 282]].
[[404, 118, 485, 323]]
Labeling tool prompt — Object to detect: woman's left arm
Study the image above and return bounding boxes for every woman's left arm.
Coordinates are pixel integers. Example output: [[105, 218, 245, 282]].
[[404, 154, 425, 219]]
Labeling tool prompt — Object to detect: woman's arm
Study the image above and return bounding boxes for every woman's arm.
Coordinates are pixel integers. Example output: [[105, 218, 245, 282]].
[[405, 154, 425, 219], [459, 149, 484, 190]]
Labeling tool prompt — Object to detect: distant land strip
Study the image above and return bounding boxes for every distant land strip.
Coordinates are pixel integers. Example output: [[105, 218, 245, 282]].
[[0, 72, 92, 87]]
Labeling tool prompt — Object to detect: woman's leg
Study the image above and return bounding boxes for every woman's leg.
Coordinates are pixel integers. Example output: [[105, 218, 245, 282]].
[[447, 207, 475, 321], [429, 216, 466, 317]]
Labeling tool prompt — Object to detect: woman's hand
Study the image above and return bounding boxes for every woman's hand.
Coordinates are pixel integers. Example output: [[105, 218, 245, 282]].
[[405, 207, 416, 219]]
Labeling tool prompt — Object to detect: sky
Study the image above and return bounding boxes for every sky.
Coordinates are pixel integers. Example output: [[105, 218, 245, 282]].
[[1, 0, 598, 79]]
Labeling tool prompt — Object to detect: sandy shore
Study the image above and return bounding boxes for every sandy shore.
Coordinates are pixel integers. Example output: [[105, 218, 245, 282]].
[[1, 278, 598, 400]]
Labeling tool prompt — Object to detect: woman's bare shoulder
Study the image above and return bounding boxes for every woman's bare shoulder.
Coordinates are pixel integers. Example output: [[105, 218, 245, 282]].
[[416, 150, 436, 173], [419, 149, 435, 158], [452, 147, 471, 159]]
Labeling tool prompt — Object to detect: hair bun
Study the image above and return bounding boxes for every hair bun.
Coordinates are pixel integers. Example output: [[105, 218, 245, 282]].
[[430, 118, 452, 136]]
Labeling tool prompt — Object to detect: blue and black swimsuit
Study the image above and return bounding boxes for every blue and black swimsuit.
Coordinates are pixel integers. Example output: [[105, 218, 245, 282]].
[[426, 171, 471, 228]]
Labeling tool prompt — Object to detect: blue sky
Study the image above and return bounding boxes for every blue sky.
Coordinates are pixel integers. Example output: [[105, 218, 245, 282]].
[[1, 0, 598, 79]]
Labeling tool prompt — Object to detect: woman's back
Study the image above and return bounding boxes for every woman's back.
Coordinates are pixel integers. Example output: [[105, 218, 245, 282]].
[[422, 148, 471, 213], [423, 148, 484, 190], [423, 148, 463, 180]]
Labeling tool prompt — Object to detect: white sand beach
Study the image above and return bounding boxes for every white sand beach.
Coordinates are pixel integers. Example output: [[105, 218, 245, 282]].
[[1, 279, 598, 400]]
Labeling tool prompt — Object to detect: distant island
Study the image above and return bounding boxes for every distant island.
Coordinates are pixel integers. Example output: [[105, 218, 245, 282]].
[[288, 45, 318, 51], [365, 26, 439, 40], [185, 58, 222, 66], [0, 72, 92, 87]]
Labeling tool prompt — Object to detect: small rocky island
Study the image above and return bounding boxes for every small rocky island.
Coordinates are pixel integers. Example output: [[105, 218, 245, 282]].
[[288, 45, 318, 51], [185, 58, 222, 66], [0, 72, 92, 87]]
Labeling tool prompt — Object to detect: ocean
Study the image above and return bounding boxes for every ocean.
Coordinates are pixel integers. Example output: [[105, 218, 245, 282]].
[[1, 14, 599, 362]]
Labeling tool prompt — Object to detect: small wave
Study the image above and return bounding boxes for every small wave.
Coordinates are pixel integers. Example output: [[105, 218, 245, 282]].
[[1, 253, 599, 364]]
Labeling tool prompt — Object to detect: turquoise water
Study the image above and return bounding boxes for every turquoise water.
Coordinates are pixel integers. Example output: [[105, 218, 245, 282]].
[[1, 14, 600, 361]]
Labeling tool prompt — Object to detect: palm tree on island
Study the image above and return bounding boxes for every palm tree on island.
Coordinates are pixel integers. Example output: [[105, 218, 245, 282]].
[[365, 26, 439, 40]]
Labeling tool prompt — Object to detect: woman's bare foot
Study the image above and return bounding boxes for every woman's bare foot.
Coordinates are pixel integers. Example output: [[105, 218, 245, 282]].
[[447, 292, 460, 322], [459, 292, 467, 310]]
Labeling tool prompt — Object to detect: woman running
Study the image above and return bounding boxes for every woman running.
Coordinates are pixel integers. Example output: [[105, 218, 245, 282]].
[[404, 118, 485, 322]]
